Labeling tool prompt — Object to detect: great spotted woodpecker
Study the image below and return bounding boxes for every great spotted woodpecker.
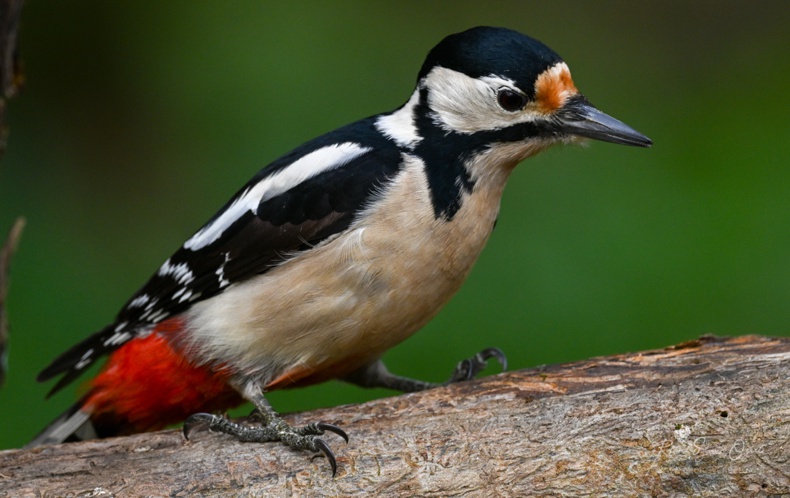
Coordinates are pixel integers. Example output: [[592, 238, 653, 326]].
[[30, 26, 651, 475]]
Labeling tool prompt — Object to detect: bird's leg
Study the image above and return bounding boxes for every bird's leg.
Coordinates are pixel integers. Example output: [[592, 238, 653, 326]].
[[183, 389, 348, 476], [184, 348, 504, 474], [344, 347, 507, 393]]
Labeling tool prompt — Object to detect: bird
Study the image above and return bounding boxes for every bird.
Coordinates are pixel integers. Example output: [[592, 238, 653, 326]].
[[29, 26, 651, 475]]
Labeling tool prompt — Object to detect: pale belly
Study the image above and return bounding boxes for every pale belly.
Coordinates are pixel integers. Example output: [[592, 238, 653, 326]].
[[183, 156, 509, 384]]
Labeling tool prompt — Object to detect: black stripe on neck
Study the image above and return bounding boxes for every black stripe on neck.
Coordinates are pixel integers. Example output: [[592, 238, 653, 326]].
[[413, 88, 476, 221], [413, 88, 545, 220]]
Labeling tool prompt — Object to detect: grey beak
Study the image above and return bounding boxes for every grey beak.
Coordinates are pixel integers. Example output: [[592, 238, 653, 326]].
[[556, 96, 652, 148]]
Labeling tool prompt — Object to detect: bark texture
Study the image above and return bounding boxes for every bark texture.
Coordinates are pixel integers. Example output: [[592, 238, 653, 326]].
[[1, 335, 789, 497]]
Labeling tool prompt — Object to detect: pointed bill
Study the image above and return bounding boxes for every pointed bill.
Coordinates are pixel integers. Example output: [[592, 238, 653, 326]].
[[557, 96, 652, 147]]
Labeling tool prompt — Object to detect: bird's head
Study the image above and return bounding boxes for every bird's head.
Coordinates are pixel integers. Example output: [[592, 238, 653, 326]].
[[410, 26, 651, 162]]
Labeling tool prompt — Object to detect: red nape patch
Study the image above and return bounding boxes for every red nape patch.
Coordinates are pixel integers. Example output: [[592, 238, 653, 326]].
[[84, 319, 242, 435]]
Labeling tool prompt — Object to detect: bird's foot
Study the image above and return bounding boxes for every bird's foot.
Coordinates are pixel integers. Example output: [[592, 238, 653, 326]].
[[183, 412, 348, 476], [447, 347, 507, 383]]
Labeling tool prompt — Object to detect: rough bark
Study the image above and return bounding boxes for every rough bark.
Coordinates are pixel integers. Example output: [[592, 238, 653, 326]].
[[1, 335, 789, 497]]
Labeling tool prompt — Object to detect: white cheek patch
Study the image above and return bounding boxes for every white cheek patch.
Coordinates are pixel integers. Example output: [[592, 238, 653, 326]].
[[184, 142, 372, 251], [423, 67, 544, 134]]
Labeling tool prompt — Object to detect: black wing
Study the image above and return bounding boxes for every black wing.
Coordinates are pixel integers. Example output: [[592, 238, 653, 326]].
[[39, 119, 404, 393]]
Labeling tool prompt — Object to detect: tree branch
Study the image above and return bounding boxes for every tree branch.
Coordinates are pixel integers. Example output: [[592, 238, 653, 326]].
[[0, 0, 24, 387], [0, 216, 23, 386], [1, 335, 789, 495], [0, 0, 23, 154]]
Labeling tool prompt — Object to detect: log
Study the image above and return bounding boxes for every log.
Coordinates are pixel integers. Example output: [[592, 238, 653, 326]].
[[1, 335, 789, 496]]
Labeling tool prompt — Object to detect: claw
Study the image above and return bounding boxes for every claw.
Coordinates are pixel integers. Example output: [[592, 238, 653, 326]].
[[313, 438, 338, 477], [183, 412, 215, 440], [317, 422, 349, 443], [182, 409, 347, 475], [478, 347, 508, 372], [449, 347, 509, 383], [457, 359, 475, 380]]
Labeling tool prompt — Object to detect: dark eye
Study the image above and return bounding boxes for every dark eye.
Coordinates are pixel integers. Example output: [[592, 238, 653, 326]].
[[496, 88, 527, 112]]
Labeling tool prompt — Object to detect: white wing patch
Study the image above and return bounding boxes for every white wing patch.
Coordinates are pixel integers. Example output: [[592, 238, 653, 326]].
[[184, 142, 372, 251]]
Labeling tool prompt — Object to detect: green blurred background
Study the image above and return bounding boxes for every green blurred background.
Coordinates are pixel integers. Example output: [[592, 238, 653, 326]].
[[1, 1, 788, 450]]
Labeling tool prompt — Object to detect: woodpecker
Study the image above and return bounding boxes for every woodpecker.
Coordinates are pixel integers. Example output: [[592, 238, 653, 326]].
[[30, 26, 651, 475]]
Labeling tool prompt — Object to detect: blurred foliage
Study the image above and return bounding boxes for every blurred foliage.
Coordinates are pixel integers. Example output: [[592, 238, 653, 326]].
[[0, 1, 788, 449]]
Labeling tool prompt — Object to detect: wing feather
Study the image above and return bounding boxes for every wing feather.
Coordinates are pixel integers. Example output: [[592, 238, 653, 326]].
[[39, 118, 404, 390]]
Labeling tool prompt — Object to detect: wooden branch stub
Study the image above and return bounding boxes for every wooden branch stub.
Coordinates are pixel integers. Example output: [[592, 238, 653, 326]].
[[0, 0, 22, 98], [0, 216, 24, 386], [0, 0, 24, 387], [1, 335, 789, 496], [0, 0, 23, 155]]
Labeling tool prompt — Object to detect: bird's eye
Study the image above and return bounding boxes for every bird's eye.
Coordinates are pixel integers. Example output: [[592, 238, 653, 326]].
[[496, 88, 527, 112]]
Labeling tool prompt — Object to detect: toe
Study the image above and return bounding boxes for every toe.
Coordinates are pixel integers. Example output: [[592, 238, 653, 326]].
[[313, 438, 338, 477], [183, 413, 216, 440], [478, 347, 507, 371], [317, 422, 349, 443]]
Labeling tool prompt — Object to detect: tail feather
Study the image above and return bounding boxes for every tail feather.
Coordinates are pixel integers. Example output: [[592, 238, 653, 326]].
[[37, 324, 118, 398], [30, 331, 243, 447], [26, 398, 97, 448]]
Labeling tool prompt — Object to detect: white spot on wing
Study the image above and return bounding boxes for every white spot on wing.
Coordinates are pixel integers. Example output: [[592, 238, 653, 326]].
[[184, 142, 373, 251], [172, 287, 195, 303], [177, 290, 193, 303], [75, 348, 94, 370], [147, 310, 170, 323], [216, 252, 231, 289], [158, 259, 194, 284], [127, 294, 150, 308], [103, 331, 132, 347]]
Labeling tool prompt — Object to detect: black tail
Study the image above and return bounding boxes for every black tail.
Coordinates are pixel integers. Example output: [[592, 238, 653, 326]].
[[37, 325, 116, 398]]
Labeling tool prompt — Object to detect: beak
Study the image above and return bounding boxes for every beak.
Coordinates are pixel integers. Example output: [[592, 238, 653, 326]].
[[555, 96, 652, 148]]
